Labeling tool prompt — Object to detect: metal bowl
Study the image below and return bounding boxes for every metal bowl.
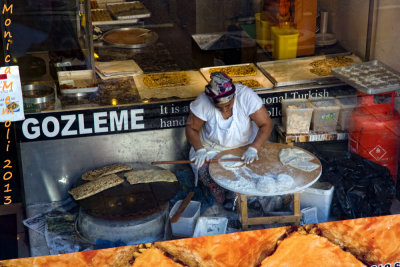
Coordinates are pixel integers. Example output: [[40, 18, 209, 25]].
[[22, 84, 55, 104]]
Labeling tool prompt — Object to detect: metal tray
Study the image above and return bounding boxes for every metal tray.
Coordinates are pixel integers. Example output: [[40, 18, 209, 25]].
[[101, 27, 158, 49], [106, 1, 151, 20], [200, 63, 274, 91], [331, 60, 400, 94], [257, 54, 362, 87], [91, 8, 139, 26], [133, 70, 208, 100], [57, 70, 99, 95]]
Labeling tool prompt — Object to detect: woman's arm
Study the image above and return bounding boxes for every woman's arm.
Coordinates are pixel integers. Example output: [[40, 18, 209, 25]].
[[185, 112, 206, 150], [249, 105, 273, 151]]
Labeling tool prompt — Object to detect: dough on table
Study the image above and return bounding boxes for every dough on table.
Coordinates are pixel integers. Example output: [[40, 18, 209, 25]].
[[279, 148, 318, 172]]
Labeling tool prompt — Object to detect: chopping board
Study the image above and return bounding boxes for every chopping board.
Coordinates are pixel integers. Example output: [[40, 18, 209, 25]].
[[257, 54, 362, 87], [209, 142, 322, 196]]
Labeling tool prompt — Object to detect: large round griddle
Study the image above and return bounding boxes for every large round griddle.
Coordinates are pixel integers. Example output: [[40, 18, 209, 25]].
[[102, 27, 158, 49], [74, 162, 179, 220], [209, 143, 322, 196]]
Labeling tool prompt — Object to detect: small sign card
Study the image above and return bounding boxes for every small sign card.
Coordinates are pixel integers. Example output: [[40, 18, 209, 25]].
[[0, 66, 25, 122]]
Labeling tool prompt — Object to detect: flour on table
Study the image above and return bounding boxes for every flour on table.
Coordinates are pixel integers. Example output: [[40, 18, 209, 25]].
[[279, 148, 318, 172], [216, 155, 295, 195], [257, 174, 294, 193]]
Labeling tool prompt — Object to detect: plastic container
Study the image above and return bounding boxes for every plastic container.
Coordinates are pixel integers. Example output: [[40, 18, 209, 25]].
[[169, 200, 201, 237], [282, 98, 313, 134], [336, 95, 357, 131], [193, 217, 228, 237], [255, 13, 271, 49], [300, 181, 334, 223], [271, 26, 299, 60], [309, 97, 341, 133]]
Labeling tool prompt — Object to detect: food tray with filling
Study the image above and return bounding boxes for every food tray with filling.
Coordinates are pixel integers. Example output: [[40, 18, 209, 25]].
[[331, 60, 400, 94], [106, 1, 151, 20], [200, 63, 274, 91], [257, 54, 362, 87], [91, 8, 141, 26], [133, 70, 208, 100], [57, 70, 98, 94]]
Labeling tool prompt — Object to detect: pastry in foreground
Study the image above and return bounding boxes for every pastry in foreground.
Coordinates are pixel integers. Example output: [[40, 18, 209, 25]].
[[260, 232, 364, 267]]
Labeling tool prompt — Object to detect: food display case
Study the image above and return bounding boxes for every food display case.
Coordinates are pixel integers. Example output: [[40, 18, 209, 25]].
[[2, 0, 400, 262]]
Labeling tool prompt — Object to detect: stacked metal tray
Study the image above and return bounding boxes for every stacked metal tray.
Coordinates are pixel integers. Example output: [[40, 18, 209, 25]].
[[106, 1, 151, 20], [331, 60, 400, 94]]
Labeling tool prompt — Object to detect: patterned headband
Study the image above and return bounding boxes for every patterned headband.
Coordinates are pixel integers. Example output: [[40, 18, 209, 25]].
[[205, 72, 236, 104]]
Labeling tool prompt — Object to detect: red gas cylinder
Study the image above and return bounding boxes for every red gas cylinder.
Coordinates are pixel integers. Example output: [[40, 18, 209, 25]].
[[348, 92, 400, 181]]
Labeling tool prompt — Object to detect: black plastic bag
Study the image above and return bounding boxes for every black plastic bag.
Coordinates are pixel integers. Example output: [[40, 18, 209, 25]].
[[317, 151, 396, 219]]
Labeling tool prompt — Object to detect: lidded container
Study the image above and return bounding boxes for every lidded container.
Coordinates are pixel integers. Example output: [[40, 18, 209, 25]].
[[281, 98, 313, 134], [336, 95, 357, 131], [309, 97, 341, 133]]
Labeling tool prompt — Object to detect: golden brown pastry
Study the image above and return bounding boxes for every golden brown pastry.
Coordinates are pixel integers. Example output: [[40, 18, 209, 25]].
[[0, 253, 88, 267], [155, 227, 288, 267], [318, 214, 400, 265], [132, 248, 184, 267], [209, 65, 257, 77], [260, 232, 364, 267]]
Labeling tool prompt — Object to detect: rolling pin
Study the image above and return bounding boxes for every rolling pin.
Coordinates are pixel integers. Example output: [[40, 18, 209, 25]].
[[152, 158, 243, 165]]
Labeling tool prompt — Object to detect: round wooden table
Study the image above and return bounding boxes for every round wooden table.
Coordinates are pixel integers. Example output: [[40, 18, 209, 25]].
[[209, 142, 322, 229]]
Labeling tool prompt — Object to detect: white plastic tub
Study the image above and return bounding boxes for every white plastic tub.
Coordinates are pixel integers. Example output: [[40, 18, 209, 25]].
[[300, 181, 334, 223], [309, 97, 341, 133], [169, 200, 201, 237], [281, 98, 313, 134], [193, 217, 228, 237]]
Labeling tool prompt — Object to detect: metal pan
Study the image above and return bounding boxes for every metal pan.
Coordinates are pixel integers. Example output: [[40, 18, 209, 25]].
[[101, 27, 158, 49], [22, 84, 55, 104]]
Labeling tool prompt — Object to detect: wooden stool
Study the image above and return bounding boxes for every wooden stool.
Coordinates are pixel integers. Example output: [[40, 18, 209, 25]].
[[236, 193, 301, 230]]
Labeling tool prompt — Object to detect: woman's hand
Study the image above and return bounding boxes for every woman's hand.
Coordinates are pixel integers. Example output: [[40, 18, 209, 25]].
[[190, 148, 209, 168], [241, 146, 259, 164]]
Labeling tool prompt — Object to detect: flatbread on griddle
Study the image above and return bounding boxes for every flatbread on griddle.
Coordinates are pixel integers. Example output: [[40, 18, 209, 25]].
[[124, 169, 177, 185], [82, 163, 132, 181], [69, 174, 124, 200]]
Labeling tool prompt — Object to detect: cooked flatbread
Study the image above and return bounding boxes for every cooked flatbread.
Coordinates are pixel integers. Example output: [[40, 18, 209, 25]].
[[125, 169, 177, 185], [82, 163, 132, 181], [69, 174, 124, 200], [260, 232, 364, 267]]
